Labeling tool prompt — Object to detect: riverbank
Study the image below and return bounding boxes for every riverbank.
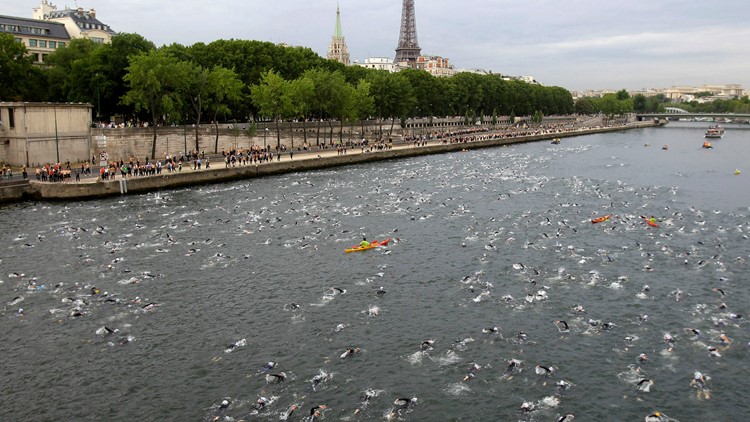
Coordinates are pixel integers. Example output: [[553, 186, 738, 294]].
[[0, 122, 655, 204]]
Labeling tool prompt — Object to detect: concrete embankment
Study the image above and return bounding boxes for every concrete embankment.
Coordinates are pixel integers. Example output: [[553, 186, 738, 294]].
[[0, 123, 653, 204]]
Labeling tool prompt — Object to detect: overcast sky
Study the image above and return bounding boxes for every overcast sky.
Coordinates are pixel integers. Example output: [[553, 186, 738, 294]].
[[8, 0, 750, 91]]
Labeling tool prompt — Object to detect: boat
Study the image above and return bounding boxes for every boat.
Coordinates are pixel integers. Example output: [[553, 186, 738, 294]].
[[591, 214, 611, 224], [702, 141, 713, 149], [551, 138, 561, 145], [704, 125, 724, 138], [642, 217, 659, 228], [345, 238, 391, 253]]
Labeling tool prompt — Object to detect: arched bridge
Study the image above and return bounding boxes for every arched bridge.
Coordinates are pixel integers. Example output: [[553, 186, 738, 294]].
[[636, 112, 750, 120]]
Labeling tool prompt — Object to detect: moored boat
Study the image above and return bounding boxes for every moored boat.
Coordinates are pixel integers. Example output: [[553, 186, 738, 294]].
[[704, 125, 724, 138]]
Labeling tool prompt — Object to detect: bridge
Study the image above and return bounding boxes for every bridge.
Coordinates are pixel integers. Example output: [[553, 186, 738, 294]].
[[636, 112, 750, 120]]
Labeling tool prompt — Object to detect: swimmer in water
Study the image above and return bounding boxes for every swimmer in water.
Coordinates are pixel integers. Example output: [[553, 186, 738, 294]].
[[309, 404, 328, 420], [645, 412, 664, 422], [390, 397, 417, 418], [505, 358, 523, 375], [535, 365, 555, 376], [719, 333, 732, 348], [554, 320, 570, 332], [265, 372, 287, 383], [463, 363, 481, 381], [557, 414, 575, 422], [420, 339, 435, 350], [261, 361, 276, 373], [482, 326, 499, 334], [520, 401, 535, 413], [690, 371, 711, 400], [340, 347, 361, 359], [636, 378, 654, 392], [638, 353, 648, 363], [707, 346, 721, 357]]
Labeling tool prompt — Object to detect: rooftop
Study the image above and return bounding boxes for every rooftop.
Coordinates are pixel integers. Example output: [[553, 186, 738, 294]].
[[0, 15, 70, 39]]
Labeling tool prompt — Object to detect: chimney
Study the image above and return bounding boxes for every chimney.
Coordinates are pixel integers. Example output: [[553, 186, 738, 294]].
[[89, 8, 96, 18]]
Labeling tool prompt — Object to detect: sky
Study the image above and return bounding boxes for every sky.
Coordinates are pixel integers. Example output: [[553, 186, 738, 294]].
[[7, 0, 750, 92]]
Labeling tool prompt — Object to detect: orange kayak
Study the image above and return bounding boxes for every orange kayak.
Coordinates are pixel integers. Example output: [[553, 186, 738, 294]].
[[345, 238, 391, 253], [591, 214, 611, 224], [643, 217, 660, 228]]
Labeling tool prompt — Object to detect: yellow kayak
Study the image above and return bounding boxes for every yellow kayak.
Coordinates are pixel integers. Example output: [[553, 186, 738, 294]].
[[345, 238, 391, 253]]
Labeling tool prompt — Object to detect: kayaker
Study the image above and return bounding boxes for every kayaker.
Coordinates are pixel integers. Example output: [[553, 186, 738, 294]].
[[648, 216, 657, 224], [360, 237, 371, 248]]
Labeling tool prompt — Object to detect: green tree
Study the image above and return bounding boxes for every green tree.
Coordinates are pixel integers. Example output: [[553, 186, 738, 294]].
[[287, 75, 315, 146], [616, 89, 630, 101], [575, 97, 597, 114], [632, 94, 647, 113], [0, 34, 38, 101], [250, 69, 291, 150], [122, 50, 191, 159]]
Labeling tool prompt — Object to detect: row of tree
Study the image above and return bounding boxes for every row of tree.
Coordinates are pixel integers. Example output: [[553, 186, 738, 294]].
[[3, 32, 581, 155]]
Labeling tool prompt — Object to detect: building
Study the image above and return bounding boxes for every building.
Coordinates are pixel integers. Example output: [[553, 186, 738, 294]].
[[413, 55, 455, 77], [326, 5, 350, 66], [355, 57, 396, 72], [33, 0, 115, 44], [0, 102, 92, 166], [0, 15, 70, 63]]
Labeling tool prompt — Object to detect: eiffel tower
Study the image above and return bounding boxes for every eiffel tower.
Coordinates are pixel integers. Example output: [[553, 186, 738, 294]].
[[395, 0, 421, 64]]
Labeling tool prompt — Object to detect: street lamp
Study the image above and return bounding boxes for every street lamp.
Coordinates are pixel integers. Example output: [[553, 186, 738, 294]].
[[263, 126, 268, 151]]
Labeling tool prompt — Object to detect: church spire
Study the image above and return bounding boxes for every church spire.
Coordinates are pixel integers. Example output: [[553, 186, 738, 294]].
[[334, 4, 343, 38], [327, 3, 350, 65]]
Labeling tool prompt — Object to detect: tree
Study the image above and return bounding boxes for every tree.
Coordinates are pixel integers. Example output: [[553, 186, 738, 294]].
[[204, 67, 245, 153], [632, 94, 647, 113], [575, 97, 597, 114], [616, 89, 630, 101], [0, 34, 37, 101], [287, 75, 315, 147], [122, 50, 190, 159], [347, 80, 374, 141], [250, 69, 291, 150]]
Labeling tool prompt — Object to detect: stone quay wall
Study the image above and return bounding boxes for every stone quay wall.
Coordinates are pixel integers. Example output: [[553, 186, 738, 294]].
[[0, 122, 653, 204]]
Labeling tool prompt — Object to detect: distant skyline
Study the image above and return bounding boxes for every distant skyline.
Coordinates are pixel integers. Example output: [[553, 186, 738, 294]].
[[6, 0, 750, 92]]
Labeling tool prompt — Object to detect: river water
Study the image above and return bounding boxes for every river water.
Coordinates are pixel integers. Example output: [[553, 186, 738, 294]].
[[1, 122, 748, 421]]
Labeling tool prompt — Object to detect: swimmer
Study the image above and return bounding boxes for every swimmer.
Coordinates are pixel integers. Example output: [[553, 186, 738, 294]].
[[340, 347, 361, 359], [251, 397, 269, 412], [554, 320, 570, 332], [638, 353, 648, 363], [353, 390, 380, 415], [376, 287, 387, 295], [535, 365, 555, 376], [482, 326, 499, 334], [420, 339, 435, 350], [571, 304, 586, 313], [392, 397, 417, 410], [16, 308, 24, 317], [719, 334, 732, 347], [690, 371, 711, 400], [516, 332, 528, 342], [261, 361, 277, 373], [505, 358, 523, 374], [308, 404, 328, 422], [688, 328, 702, 337], [636, 378, 654, 392], [281, 404, 298, 420], [602, 322, 615, 331], [712, 287, 725, 296], [520, 401, 535, 413], [265, 372, 287, 383], [463, 363, 481, 381], [645, 412, 664, 422], [707, 346, 721, 357], [558, 414, 575, 422], [556, 380, 573, 394]]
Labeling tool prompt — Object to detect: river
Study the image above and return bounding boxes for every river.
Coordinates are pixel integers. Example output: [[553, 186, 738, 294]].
[[1, 122, 748, 421]]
